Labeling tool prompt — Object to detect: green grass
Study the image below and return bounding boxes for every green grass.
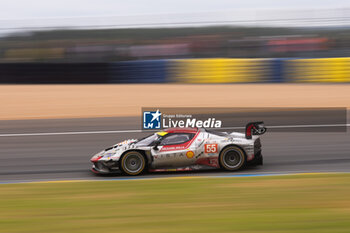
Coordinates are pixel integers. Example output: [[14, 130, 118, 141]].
[[1, 174, 350, 233]]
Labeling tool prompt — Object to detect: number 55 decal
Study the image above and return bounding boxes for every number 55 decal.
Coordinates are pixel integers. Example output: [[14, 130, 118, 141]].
[[205, 144, 218, 153]]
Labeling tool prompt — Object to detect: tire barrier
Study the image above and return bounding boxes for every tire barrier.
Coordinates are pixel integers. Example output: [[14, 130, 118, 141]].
[[0, 63, 110, 84], [0, 58, 349, 83], [285, 57, 350, 82], [109, 60, 168, 83], [170, 58, 272, 83]]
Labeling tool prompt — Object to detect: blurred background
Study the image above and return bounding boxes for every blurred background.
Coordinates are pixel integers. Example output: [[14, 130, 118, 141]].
[[1, 2, 350, 232], [0, 1, 350, 83]]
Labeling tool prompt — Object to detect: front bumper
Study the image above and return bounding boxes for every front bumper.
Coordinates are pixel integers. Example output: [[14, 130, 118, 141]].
[[91, 160, 120, 174]]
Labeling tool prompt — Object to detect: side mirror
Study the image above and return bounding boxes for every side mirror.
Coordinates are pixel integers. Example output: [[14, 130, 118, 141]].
[[153, 141, 160, 150]]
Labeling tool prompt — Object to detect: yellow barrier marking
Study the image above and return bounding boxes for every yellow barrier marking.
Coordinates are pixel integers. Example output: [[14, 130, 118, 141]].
[[289, 57, 350, 82], [173, 58, 268, 83]]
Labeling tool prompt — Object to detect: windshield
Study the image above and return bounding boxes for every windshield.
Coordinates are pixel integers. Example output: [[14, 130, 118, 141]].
[[135, 134, 159, 146]]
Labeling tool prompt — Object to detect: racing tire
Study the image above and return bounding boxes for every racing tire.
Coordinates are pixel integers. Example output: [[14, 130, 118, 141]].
[[219, 146, 246, 171], [120, 151, 146, 176]]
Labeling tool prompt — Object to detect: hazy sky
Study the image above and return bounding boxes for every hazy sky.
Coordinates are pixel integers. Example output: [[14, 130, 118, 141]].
[[1, 0, 350, 19], [0, 0, 349, 32]]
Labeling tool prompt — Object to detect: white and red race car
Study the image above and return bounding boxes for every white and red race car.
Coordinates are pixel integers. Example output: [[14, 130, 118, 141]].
[[91, 122, 266, 175]]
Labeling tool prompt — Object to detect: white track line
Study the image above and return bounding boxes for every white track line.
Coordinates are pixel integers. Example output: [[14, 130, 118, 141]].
[[0, 130, 143, 137], [0, 124, 349, 137], [221, 123, 350, 130]]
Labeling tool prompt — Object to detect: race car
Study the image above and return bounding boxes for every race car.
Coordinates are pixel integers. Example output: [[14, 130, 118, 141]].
[[91, 122, 266, 175]]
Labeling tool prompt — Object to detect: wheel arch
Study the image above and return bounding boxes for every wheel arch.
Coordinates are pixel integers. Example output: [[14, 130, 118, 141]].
[[220, 144, 247, 157], [120, 149, 149, 165], [119, 149, 149, 175], [219, 144, 247, 168]]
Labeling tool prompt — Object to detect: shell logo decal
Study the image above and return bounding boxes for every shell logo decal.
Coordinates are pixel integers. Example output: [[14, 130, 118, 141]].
[[186, 151, 195, 159]]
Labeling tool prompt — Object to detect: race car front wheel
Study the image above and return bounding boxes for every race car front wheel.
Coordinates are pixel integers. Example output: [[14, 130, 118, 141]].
[[120, 151, 146, 176], [219, 146, 246, 171]]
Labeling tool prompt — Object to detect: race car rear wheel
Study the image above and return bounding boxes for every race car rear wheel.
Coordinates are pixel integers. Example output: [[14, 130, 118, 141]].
[[219, 146, 246, 171], [120, 151, 146, 176]]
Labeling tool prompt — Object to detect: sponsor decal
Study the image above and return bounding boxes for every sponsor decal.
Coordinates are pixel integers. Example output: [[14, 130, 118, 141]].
[[204, 144, 218, 153], [143, 109, 162, 129], [142, 108, 222, 130], [163, 118, 221, 128], [196, 157, 219, 168], [161, 145, 186, 151], [186, 151, 195, 159]]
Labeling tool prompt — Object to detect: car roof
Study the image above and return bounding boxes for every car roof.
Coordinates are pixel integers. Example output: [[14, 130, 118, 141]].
[[164, 127, 198, 134]]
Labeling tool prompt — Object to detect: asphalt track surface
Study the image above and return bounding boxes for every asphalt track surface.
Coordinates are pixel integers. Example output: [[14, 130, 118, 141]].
[[0, 114, 349, 183]]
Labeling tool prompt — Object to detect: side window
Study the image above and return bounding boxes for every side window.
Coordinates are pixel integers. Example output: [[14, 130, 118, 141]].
[[160, 133, 194, 146]]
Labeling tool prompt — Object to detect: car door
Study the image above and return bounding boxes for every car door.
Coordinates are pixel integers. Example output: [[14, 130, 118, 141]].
[[151, 133, 198, 168]]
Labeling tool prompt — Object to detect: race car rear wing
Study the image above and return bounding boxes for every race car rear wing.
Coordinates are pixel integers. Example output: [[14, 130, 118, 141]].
[[245, 122, 267, 139]]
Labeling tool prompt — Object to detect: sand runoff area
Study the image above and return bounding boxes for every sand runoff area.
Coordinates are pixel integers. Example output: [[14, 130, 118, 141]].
[[0, 84, 349, 120]]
